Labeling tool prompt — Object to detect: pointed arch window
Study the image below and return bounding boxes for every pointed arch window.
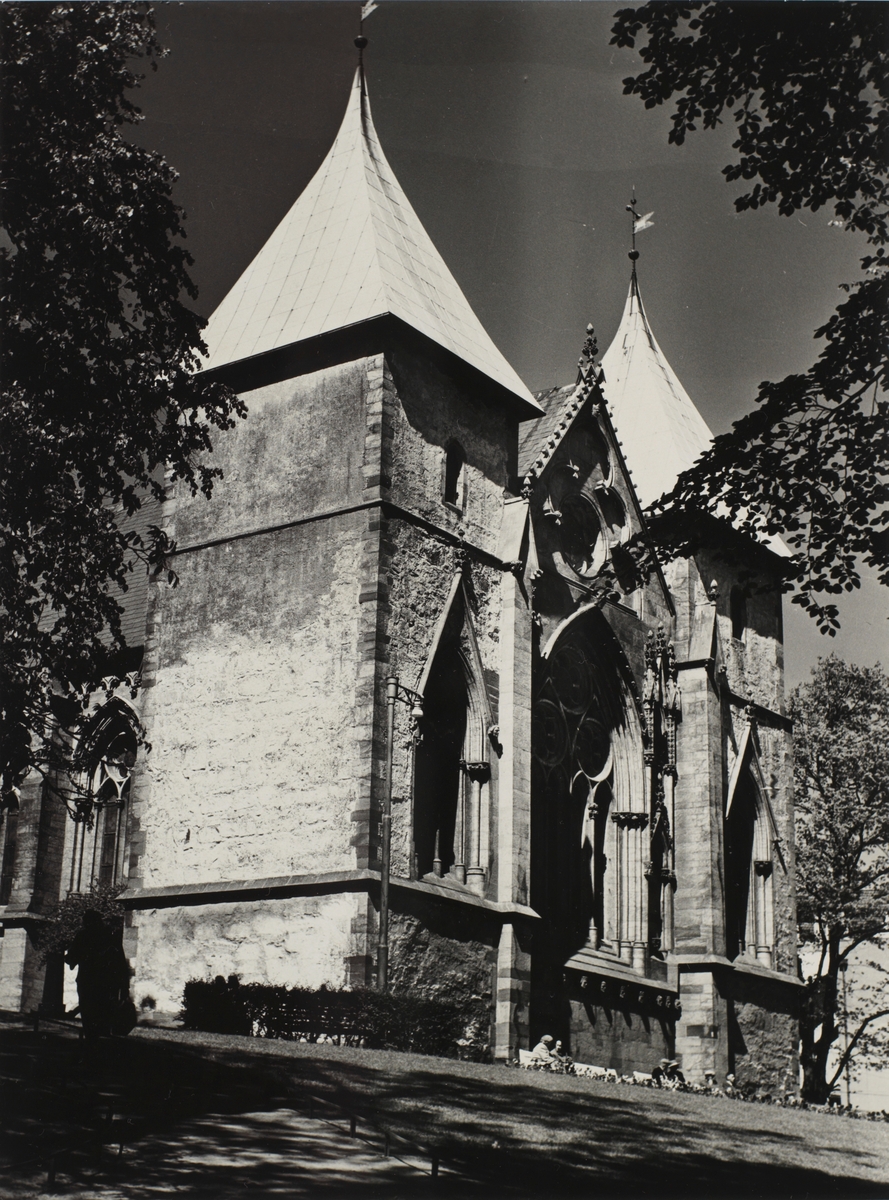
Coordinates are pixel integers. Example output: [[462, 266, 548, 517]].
[[725, 721, 777, 967], [71, 703, 138, 892], [413, 569, 492, 894], [0, 802, 19, 906], [532, 612, 647, 969]]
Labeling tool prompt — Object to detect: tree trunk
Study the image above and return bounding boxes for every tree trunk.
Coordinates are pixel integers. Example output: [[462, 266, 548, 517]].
[[799, 945, 842, 1103]]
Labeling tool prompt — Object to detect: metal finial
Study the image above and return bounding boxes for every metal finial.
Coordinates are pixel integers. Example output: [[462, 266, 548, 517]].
[[626, 193, 654, 269], [627, 194, 639, 266], [357, 0, 379, 57]]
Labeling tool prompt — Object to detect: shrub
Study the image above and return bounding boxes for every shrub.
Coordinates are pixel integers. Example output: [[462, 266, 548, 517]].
[[180, 977, 491, 1060], [36, 882, 127, 962]]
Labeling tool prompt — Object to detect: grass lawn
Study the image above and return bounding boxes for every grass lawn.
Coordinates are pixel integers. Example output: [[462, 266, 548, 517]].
[[2, 1016, 888, 1198]]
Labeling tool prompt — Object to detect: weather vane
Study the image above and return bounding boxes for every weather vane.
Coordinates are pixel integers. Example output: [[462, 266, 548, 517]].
[[356, 0, 379, 58], [625, 191, 654, 269]]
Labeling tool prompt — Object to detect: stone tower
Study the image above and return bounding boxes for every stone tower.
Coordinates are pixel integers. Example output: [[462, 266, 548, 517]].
[[118, 64, 544, 1053]]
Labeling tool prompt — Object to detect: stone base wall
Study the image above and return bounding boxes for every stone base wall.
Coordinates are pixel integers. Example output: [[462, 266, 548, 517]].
[[387, 892, 499, 1009], [0, 927, 32, 1010], [675, 970, 727, 1081], [127, 892, 364, 1014], [565, 996, 674, 1073], [722, 969, 800, 1093]]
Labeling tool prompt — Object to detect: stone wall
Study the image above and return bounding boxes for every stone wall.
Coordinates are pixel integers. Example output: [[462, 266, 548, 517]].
[[721, 967, 801, 1093], [567, 998, 674, 1073], [137, 517, 365, 887], [385, 348, 514, 559], [170, 359, 370, 549], [127, 892, 363, 1014], [387, 890, 499, 1008]]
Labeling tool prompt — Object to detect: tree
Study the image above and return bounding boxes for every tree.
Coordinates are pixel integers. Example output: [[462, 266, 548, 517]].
[[790, 656, 889, 1103], [0, 3, 245, 813], [611, 2, 888, 633]]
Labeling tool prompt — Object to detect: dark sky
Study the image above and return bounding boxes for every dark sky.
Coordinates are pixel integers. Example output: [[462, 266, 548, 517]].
[[129, 0, 885, 683]]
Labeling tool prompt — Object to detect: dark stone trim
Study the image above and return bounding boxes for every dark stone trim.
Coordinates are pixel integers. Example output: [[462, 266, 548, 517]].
[[0, 910, 51, 927], [672, 665, 792, 731], [564, 950, 679, 995], [168, 499, 508, 574], [674, 953, 804, 988], [120, 870, 540, 920], [198, 313, 542, 421], [725, 692, 792, 732]]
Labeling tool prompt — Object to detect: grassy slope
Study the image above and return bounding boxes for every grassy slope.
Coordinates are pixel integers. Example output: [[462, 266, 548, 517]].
[[2, 1017, 887, 1198], [137, 1028, 889, 1198]]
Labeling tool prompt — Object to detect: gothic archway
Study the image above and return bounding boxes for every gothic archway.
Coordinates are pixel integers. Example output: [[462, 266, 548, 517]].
[[531, 609, 645, 966]]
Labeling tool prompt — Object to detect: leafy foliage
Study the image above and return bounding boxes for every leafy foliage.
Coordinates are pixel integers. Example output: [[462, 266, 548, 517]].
[[36, 880, 127, 961], [181, 976, 492, 1061], [611, 2, 888, 632], [0, 3, 245, 808], [791, 656, 889, 1102]]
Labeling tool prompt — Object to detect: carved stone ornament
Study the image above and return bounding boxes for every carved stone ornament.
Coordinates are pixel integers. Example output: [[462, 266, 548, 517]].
[[459, 760, 491, 782], [610, 811, 649, 830], [754, 859, 773, 877]]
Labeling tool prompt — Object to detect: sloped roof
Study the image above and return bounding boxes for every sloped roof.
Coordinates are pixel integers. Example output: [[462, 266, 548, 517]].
[[202, 67, 539, 412], [518, 384, 578, 479], [599, 273, 714, 509]]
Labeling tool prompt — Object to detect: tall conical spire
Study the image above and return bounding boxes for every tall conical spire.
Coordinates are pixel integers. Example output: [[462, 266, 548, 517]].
[[600, 266, 714, 510], [202, 66, 540, 412]]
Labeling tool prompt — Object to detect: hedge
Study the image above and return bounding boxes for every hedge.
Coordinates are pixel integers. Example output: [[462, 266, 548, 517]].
[[181, 976, 491, 1061]]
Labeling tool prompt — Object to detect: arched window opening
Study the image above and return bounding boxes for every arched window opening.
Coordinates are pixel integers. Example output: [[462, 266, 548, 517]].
[[730, 586, 747, 643], [414, 649, 469, 880], [531, 612, 646, 969], [71, 703, 138, 892], [443, 442, 465, 508], [725, 769, 774, 966]]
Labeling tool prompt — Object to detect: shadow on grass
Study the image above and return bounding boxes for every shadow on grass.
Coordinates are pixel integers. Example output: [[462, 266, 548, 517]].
[[1, 1018, 887, 1199]]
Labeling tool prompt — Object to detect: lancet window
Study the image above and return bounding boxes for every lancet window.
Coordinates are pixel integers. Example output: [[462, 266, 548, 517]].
[[730, 586, 748, 643], [70, 702, 138, 893], [0, 803, 19, 906], [725, 716, 777, 967], [413, 574, 491, 895], [725, 768, 775, 967], [443, 441, 465, 509]]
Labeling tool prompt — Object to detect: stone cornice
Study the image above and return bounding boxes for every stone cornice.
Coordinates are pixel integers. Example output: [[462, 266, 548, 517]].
[[121, 870, 539, 922], [674, 953, 804, 988]]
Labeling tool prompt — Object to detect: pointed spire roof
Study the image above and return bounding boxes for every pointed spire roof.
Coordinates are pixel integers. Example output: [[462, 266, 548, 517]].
[[202, 67, 540, 413], [600, 272, 713, 509]]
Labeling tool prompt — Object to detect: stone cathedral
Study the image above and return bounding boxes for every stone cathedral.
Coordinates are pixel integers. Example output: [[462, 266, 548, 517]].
[[0, 66, 801, 1087]]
